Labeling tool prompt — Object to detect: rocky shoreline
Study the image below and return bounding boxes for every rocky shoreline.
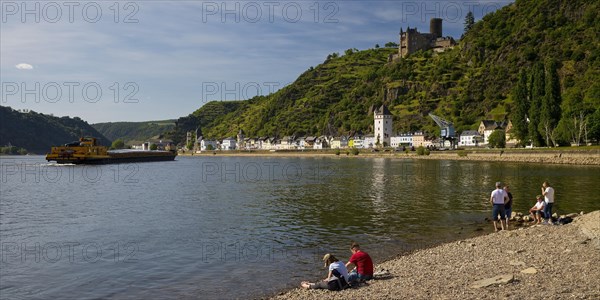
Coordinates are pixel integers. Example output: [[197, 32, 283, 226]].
[[267, 210, 600, 299], [181, 149, 600, 166]]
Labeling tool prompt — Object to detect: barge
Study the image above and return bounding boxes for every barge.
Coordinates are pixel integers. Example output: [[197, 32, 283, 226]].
[[46, 137, 177, 164]]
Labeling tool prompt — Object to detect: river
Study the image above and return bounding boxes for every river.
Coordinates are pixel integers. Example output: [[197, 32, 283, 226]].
[[1, 155, 598, 299]]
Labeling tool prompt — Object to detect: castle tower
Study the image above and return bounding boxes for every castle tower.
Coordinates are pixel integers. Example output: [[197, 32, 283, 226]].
[[237, 128, 245, 150], [374, 105, 392, 147], [430, 18, 443, 39]]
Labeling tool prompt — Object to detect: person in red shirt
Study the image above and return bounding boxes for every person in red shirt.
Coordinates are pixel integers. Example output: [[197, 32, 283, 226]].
[[345, 242, 373, 284]]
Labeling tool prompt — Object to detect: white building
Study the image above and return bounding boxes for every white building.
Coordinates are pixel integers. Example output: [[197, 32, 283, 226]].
[[313, 136, 328, 149], [221, 138, 236, 150], [363, 135, 375, 148], [280, 136, 295, 150], [352, 136, 364, 148], [391, 133, 413, 148], [200, 140, 218, 151], [459, 130, 481, 147], [374, 105, 393, 147]]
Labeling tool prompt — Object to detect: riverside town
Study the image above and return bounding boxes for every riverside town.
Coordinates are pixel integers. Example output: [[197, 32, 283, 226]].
[[1, 1, 599, 299]]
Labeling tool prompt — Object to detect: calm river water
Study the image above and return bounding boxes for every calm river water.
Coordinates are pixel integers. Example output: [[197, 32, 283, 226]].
[[1, 155, 599, 299]]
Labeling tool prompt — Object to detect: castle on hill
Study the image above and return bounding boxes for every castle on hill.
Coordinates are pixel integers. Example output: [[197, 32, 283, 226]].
[[390, 18, 456, 61]]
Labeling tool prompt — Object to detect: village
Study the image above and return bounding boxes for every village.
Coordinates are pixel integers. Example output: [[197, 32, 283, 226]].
[[136, 104, 516, 153]]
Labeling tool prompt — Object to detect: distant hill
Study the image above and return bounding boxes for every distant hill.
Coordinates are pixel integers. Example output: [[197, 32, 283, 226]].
[[0, 106, 110, 154], [92, 120, 176, 144], [166, 0, 600, 145]]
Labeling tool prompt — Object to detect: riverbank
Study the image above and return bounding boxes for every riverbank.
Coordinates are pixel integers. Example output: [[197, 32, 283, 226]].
[[268, 210, 600, 299], [180, 148, 600, 165]]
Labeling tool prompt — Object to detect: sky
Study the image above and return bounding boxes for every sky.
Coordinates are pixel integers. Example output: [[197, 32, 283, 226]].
[[1, 0, 510, 123]]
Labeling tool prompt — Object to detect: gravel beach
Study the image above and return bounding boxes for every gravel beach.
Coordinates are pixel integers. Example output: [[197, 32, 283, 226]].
[[269, 211, 600, 299]]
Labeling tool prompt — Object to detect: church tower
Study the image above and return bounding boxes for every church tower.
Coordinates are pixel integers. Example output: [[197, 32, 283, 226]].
[[237, 128, 245, 150], [374, 105, 392, 147]]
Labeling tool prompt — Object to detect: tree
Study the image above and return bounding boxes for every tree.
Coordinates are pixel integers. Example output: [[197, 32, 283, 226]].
[[587, 108, 600, 143], [511, 70, 529, 145], [488, 130, 506, 148], [111, 139, 125, 149], [385, 42, 398, 48], [150, 144, 158, 150], [539, 59, 562, 147], [464, 11, 475, 34], [556, 88, 591, 146], [528, 62, 545, 147], [375, 44, 380, 48], [206, 144, 214, 151]]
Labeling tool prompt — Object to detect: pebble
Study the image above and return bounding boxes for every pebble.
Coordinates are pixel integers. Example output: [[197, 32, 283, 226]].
[[471, 274, 514, 288], [271, 211, 600, 300], [521, 267, 538, 274]]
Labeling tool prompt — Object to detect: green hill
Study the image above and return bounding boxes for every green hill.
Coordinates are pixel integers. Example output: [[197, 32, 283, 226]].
[[0, 106, 111, 154], [92, 120, 176, 144], [167, 0, 599, 145]]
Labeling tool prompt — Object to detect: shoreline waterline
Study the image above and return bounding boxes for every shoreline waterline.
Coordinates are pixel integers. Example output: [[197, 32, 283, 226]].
[[179, 149, 600, 166], [267, 210, 600, 299]]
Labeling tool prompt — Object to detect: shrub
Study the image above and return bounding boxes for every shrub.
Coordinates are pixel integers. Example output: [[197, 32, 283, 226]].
[[424, 148, 431, 156], [457, 150, 468, 157], [488, 130, 506, 148], [416, 146, 425, 155], [351, 148, 359, 155], [335, 149, 341, 156]]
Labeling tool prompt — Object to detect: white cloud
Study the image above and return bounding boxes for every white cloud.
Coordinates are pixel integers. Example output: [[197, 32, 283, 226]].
[[15, 63, 33, 70]]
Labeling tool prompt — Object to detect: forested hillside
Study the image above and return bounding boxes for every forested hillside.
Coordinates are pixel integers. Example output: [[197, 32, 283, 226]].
[[93, 120, 176, 143], [167, 0, 600, 146], [0, 106, 111, 153]]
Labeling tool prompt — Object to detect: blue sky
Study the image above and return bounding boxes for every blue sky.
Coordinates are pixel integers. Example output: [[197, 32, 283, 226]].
[[1, 1, 510, 123]]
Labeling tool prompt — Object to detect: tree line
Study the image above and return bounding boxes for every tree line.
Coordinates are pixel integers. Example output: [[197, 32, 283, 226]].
[[511, 60, 600, 147]]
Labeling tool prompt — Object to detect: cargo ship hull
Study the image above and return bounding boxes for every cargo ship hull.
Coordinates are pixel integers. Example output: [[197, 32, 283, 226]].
[[49, 151, 177, 165], [45, 137, 177, 165]]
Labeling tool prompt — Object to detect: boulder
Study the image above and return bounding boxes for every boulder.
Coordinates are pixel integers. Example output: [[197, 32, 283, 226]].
[[523, 216, 530, 222], [552, 213, 559, 219], [511, 212, 518, 219], [471, 274, 514, 288]]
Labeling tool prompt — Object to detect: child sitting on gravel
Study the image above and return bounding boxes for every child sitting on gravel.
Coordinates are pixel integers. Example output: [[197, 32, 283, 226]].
[[529, 195, 546, 224]]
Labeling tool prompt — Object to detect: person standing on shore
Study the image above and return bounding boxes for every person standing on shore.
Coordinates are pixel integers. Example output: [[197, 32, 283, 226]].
[[503, 185, 513, 228], [542, 181, 555, 223], [345, 242, 374, 285], [490, 182, 509, 231]]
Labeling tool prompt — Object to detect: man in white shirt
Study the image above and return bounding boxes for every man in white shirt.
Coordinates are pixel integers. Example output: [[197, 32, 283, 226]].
[[542, 181, 555, 223], [490, 182, 509, 231]]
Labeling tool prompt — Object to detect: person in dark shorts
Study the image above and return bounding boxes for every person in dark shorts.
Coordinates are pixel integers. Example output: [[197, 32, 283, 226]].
[[504, 185, 513, 228], [490, 182, 509, 231]]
